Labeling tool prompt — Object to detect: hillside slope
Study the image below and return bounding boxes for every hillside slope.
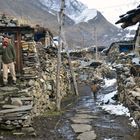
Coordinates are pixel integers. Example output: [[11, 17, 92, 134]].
[[0, 0, 135, 47]]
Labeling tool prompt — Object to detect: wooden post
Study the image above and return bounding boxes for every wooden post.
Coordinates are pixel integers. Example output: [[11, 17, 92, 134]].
[[60, 24, 79, 96], [66, 51, 79, 96], [15, 31, 22, 74], [94, 26, 98, 60], [56, 0, 65, 111], [56, 0, 79, 111]]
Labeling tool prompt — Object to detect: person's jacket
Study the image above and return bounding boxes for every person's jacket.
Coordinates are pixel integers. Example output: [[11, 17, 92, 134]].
[[0, 44, 16, 64]]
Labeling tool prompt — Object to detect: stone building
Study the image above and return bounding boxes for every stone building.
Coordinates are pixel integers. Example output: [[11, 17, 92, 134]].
[[106, 41, 134, 63], [0, 14, 71, 135]]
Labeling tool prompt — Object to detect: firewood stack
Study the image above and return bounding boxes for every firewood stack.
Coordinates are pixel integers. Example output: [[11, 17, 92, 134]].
[[21, 33, 40, 78]]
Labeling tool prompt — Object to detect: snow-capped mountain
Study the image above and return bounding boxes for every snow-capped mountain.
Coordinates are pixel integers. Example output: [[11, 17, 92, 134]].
[[0, 0, 136, 47], [39, 0, 86, 16], [39, 0, 98, 24], [74, 9, 97, 23]]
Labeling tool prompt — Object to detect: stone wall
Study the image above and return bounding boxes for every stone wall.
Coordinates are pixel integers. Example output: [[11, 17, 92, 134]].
[[0, 44, 71, 135], [112, 53, 140, 128]]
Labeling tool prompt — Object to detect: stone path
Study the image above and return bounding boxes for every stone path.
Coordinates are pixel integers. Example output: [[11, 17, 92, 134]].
[[71, 112, 97, 140], [57, 84, 137, 140]]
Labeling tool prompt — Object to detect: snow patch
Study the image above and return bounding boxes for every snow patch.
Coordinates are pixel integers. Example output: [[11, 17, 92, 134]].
[[104, 78, 116, 88], [132, 57, 140, 65], [39, 0, 60, 11], [125, 32, 134, 38], [101, 91, 117, 104], [129, 117, 137, 127], [101, 104, 130, 117], [75, 9, 97, 23], [131, 119, 137, 127]]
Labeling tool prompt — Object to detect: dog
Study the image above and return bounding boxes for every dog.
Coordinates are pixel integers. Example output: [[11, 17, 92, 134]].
[[90, 81, 100, 98]]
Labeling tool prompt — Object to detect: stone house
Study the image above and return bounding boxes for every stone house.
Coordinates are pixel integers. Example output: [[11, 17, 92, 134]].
[[0, 26, 35, 74], [106, 41, 134, 63], [0, 27, 53, 79], [0, 15, 71, 135]]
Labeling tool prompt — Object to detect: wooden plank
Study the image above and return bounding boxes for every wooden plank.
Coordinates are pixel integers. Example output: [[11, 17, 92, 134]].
[[11, 97, 33, 101], [2, 105, 19, 109], [15, 31, 21, 74], [67, 51, 79, 96]]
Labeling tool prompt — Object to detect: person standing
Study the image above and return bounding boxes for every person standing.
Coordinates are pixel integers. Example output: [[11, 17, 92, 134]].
[[0, 37, 16, 86]]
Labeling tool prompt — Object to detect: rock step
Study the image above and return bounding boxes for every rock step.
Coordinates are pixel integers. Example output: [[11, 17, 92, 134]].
[[77, 131, 97, 140], [71, 124, 92, 133]]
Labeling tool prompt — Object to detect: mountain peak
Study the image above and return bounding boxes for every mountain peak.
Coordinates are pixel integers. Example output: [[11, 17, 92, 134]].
[[39, 0, 86, 15], [74, 9, 97, 24], [39, 0, 90, 23]]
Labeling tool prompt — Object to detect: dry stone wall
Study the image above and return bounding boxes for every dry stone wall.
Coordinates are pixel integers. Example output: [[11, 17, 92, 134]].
[[0, 44, 70, 135], [112, 53, 140, 128]]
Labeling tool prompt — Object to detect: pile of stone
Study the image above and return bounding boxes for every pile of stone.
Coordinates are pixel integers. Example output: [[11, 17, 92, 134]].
[[0, 77, 54, 135], [0, 86, 34, 135], [36, 44, 70, 98]]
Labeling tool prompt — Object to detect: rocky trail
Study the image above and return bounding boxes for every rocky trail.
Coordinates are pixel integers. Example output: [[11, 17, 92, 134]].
[[55, 80, 139, 140], [1, 74, 140, 140]]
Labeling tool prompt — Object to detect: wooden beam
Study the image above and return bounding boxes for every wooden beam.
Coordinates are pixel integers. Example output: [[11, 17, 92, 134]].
[[56, 0, 65, 111]]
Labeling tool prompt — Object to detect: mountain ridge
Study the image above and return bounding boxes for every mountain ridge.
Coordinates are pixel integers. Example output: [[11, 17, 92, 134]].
[[0, 0, 135, 48]]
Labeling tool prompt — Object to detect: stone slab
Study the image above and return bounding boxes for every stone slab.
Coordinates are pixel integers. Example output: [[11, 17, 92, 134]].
[[77, 131, 97, 140], [2, 105, 19, 109], [71, 124, 92, 133], [0, 105, 32, 114], [75, 114, 97, 119], [76, 110, 92, 114], [0, 86, 18, 92], [70, 118, 92, 124], [11, 97, 33, 101]]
